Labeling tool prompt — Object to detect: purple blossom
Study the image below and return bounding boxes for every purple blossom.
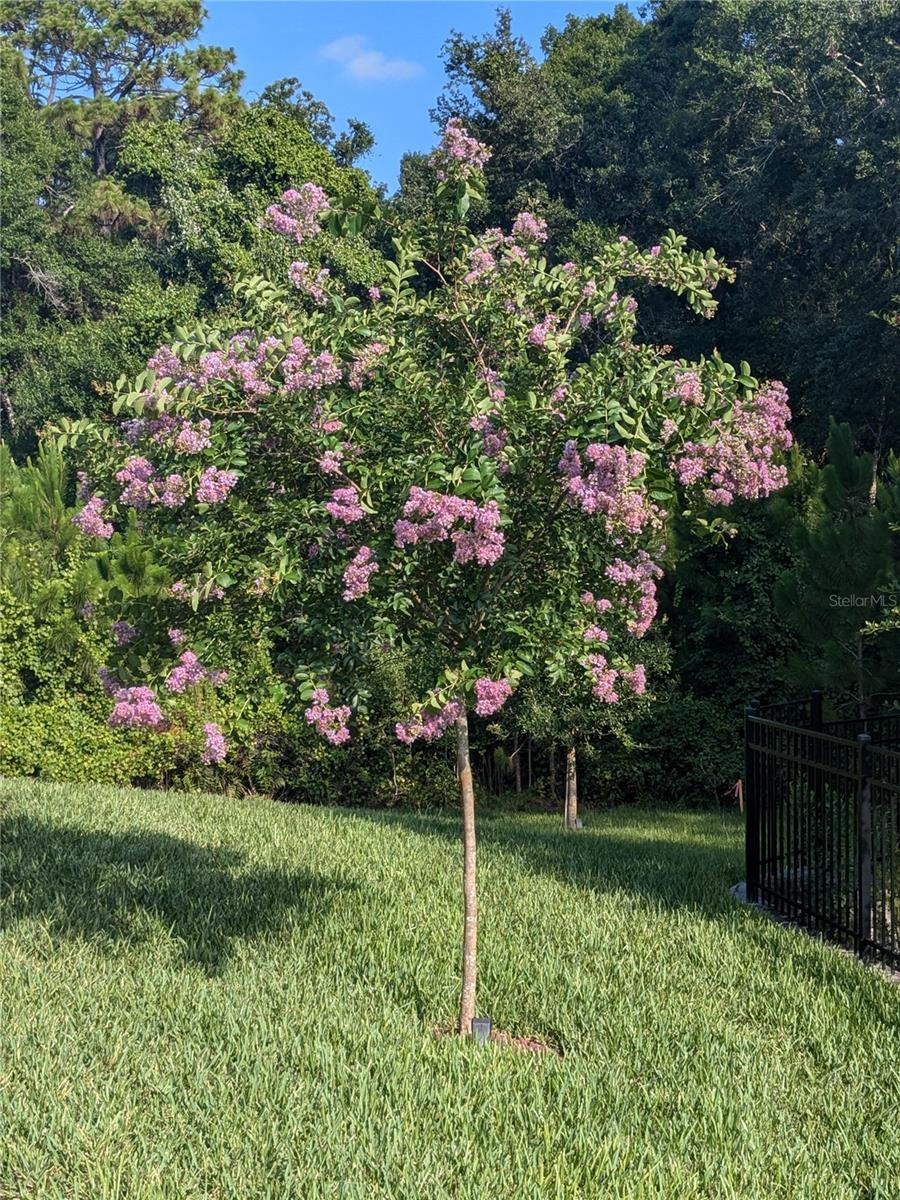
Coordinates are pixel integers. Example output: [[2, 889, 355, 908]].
[[158, 474, 188, 508], [98, 666, 118, 695], [196, 467, 237, 504], [396, 698, 462, 745], [289, 260, 330, 305], [474, 677, 512, 716], [72, 496, 113, 539], [511, 211, 548, 243], [116, 456, 157, 509], [673, 381, 792, 506], [342, 546, 379, 600], [173, 419, 212, 455], [283, 339, 342, 392], [528, 314, 559, 348], [305, 687, 351, 745], [394, 488, 505, 566], [168, 628, 186, 645], [325, 485, 365, 525], [558, 441, 660, 535], [430, 118, 491, 179], [165, 650, 228, 694], [587, 655, 619, 704], [622, 664, 647, 695], [264, 183, 330, 244], [108, 686, 164, 730], [201, 722, 228, 765], [670, 369, 704, 407], [348, 341, 387, 391]]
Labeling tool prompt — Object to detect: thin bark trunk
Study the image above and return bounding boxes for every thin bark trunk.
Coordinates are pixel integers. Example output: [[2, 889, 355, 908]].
[[565, 744, 578, 829], [527, 737, 532, 790], [549, 747, 556, 801], [456, 707, 477, 1036], [514, 742, 522, 794]]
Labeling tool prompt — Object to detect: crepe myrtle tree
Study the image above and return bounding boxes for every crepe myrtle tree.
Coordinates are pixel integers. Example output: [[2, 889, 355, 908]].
[[66, 120, 792, 1035]]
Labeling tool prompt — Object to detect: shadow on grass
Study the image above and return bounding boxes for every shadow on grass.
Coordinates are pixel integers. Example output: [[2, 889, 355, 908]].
[[331, 806, 743, 918], [1, 815, 351, 973]]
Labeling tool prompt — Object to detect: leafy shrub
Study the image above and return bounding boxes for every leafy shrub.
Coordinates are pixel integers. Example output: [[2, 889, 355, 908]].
[[0, 699, 171, 785], [580, 693, 741, 808]]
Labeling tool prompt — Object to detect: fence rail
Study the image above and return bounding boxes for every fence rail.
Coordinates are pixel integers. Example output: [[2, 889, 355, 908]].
[[745, 693, 899, 971]]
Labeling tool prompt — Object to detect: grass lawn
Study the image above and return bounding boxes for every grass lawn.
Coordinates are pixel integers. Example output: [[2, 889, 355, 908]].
[[1, 779, 898, 1200]]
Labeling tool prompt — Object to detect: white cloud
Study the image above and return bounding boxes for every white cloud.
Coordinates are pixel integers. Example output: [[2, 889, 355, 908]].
[[320, 35, 424, 83]]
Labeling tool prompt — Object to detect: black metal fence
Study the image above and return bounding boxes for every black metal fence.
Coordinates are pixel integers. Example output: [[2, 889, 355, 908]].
[[744, 692, 900, 971]]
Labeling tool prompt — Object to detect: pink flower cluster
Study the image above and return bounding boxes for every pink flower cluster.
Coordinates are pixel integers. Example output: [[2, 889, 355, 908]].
[[165, 650, 227, 694], [108, 686, 164, 730], [72, 495, 114, 539], [289, 260, 330, 304], [464, 246, 497, 285], [348, 341, 387, 391], [479, 366, 506, 403], [305, 687, 351, 745], [430, 118, 491, 179], [674, 381, 792, 506], [168, 628, 186, 645], [394, 488, 505, 566], [511, 212, 548, 243], [528, 314, 559, 348], [474, 677, 512, 716], [395, 698, 462, 745], [586, 656, 647, 703], [622, 665, 647, 695], [174, 419, 212, 454], [196, 467, 237, 504], [148, 334, 281, 402], [326, 485, 365, 525], [121, 414, 211, 456], [264, 183, 330, 244], [282, 338, 342, 393], [201, 722, 227, 765], [605, 552, 664, 638], [462, 217, 546, 286], [342, 546, 379, 600], [587, 655, 620, 703], [115, 456, 188, 510], [558, 442, 659, 534], [670, 369, 704, 407], [318, 448, 344, 475]]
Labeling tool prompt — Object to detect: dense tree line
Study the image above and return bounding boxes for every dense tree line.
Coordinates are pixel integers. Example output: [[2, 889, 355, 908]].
[[424, 0, 899, 454], [0, 1, 379, 455]]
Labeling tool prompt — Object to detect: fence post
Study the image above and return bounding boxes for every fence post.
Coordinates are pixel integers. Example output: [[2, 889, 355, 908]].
[[744, 699, 761, 902], [810, 689, 823, 730], [855, 733, 873, 957]]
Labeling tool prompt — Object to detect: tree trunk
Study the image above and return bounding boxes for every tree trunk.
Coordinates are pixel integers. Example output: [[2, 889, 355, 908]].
[[549, 747, 556, 801], [456, 706, 477, 1036], [514, 742, 522, 794], [564, 743, 578, 829]]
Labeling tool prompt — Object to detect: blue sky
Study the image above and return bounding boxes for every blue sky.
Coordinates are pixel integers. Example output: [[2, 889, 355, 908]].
[[199, 2, 635, 191]]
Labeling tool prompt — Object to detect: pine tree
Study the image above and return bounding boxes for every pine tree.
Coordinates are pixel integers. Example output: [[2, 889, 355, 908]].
[[775, 422, 899, 715]]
